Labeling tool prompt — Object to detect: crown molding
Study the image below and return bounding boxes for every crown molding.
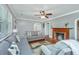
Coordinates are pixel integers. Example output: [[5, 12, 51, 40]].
[[16, 17, 44, 23], [44, 10, 79, 22], [7, 4, 79, 23], [5, 4, 17, 20]]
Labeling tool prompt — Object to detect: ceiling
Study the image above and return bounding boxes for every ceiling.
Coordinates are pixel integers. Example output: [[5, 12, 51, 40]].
[[7, 4, 79, 22]]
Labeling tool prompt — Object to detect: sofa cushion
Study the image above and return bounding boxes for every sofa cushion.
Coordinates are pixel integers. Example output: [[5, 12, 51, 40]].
[[31, 31, 38, 36], [47, 45, 61, 55], [41, 45, 52, 55], [6, 34, 16, 43], [0, 40, 10, 55], [26, 31, 43, 38], [58, 48, 71, 55]]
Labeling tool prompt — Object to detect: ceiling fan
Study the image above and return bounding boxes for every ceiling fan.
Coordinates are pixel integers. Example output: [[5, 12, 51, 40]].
[[35, 10, 52, 19]]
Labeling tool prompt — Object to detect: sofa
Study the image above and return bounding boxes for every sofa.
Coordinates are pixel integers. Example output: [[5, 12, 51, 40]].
[[0, 34, 33, 55], [26, 31, 46, 42], [41, 40, 79, 55]]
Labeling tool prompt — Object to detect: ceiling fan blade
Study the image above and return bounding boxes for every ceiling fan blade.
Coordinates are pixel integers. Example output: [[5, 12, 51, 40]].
[[46, 13, 52, 15], [45, 15, 49, 18]]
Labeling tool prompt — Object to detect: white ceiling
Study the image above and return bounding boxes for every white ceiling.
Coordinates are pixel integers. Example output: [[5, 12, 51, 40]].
[[7, 4, 79, 22]]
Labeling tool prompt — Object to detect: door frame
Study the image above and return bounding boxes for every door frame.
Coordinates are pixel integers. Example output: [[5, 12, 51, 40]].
[[75, 18, 79, 40]]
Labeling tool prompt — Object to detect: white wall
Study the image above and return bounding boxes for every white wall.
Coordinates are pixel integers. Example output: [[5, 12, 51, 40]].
[[16, 19, 43, 35], [47, 12, 79, 39]]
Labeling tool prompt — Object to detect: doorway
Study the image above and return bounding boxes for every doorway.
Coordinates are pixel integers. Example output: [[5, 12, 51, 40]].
[[77, 21, 79, 41], [75, 18, 79, 41]]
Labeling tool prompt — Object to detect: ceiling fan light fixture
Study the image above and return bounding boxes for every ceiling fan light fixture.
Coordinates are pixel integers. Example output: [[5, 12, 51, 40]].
[[41, 16, 46, 19]]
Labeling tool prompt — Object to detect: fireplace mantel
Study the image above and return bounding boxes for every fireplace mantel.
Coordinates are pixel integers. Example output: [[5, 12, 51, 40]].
[[52, 28, 69, 43]]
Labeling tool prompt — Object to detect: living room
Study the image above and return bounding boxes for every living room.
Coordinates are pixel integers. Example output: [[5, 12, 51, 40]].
[[0, 4, 79, 55]]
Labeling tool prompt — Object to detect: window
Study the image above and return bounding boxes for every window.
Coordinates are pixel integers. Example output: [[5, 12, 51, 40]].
[[0, 5, 12, 40], [34, 23, 42, 31]]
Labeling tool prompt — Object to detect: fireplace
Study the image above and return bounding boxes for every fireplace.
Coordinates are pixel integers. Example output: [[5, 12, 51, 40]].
[[56, 32, 65, 41], [52, 28, 69, 43]]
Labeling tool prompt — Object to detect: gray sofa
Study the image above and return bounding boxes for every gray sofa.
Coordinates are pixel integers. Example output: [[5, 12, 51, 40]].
[[26, 31, 46, 42], [41, 40, 79, 55], [0, 40, 10, 55], [0, 34, 33, 55], [41, 42, 72, 55]]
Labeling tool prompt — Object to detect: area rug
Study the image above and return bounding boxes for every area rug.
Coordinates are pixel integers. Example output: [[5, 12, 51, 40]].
[[29, 41, 51, 55], [30, 42, 41, 49]]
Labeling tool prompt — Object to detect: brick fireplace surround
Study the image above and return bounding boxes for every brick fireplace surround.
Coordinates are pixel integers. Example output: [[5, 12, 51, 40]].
[[52, 28, 69, 43]]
